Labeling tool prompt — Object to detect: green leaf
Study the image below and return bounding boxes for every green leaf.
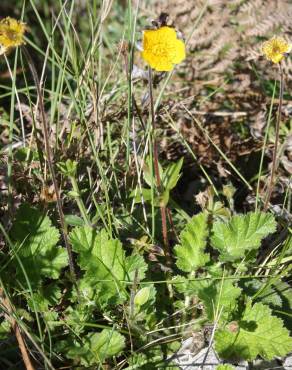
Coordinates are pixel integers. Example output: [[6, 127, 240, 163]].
[[174, 213, 210, 272], [0, 319, 11, 340], [162, 158, 183, 190], [64, 214, 85, 226], [160, 190, 170, 207], [70, 227, 124, 273], [67, 190, 80, 198], [211, 212, 277, 262], [243, 279, 292, 329], [132, 284, 156, 319], [216, 365, 235, 370], [27, 284, 60, 329], [59, 329, 125, 365], [65, 304, 95, 335], [143, 157, 163, 188], [70, 226, 126, 305], [130, 188, 156, 204], [215, 302, 292, 361], [86, 329, 125, 362], [124, 254, 147, 282], [57, 159, 77, 177], [172, 275, 190, 294], [243, 279, 283, 307], [27, 283, 61, 312], [191, 278, 241, 322], [134, 287, 151, 306], [10, 204, 67, 285], [130, 188, 167, 207]]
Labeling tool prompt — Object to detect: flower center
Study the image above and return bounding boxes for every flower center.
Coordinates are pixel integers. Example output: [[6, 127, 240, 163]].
[[152, 43, 169, 58], [273, 45, 281, 54], [6, 29, 18, 41]]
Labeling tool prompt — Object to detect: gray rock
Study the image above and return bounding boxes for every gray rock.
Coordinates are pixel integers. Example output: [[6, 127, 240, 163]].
[[172, 338, 291, 369], [172, 343, 249, 370], [173, 346, 220, 370], [283, 354, 292, 370], [251, 358, 283, 369]]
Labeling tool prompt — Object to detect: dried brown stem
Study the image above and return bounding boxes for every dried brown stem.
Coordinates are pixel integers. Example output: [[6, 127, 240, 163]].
[[21, 47, 78, 292], [0, 288, 35, 370], [264, 63, 284, 211]]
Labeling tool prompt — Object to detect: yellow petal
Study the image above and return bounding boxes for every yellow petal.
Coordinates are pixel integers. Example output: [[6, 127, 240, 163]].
[[172, 39, 186, 64], [157, 26, 177, 40], [154, 59, 173, 72], [146, 54, 173, 71], [143, 29, 156, 49], [141, 50, 153, 65], [271, 54, 284, 64]]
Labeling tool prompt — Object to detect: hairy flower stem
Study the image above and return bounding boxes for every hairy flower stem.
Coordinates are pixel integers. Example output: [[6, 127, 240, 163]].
[[22, 47, 79, 294], [148, 68, 172, 270], [264, 63, 284, 211], [69, 176, 91, 226]]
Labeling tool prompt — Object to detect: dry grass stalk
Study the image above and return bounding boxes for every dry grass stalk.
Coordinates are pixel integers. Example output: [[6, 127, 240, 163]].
[[0, 288, 35, 370]]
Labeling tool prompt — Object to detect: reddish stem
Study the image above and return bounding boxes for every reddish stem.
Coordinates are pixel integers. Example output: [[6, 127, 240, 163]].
[[148, 68, 171, 267]]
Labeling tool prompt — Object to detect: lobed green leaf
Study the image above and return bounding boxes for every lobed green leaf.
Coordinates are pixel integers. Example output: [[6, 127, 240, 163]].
[[211, 212, 276, 262], [215, 302, 292, 361], [174, 212, 210, 272]]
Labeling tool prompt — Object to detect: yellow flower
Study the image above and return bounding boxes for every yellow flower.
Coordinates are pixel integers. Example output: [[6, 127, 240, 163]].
[[0, 17, 26, 51], [262, 36, 292, 64], [141, 26, 185, 72]]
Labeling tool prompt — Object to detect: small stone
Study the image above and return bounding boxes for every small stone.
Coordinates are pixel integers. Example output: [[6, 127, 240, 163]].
[[284, 353, 292, 369], [173, 346, 220, 369]]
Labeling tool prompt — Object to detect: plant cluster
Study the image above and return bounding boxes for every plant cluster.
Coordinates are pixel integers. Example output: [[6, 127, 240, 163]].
[[0, 1, 291, 369]]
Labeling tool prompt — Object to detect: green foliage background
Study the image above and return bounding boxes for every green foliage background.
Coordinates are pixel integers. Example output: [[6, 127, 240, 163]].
[[0, 0, 292, 369]]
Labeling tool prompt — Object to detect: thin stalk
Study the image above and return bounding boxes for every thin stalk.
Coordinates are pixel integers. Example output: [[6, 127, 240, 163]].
[[255, 80, 277, 211], [21, 46, 78, 292], [6, 48, 18, 214], [148, 68, 171, 269], [69, 176, 91, 225], [264, 63, 284, 211], [120, 39, 149, 232], [4, 55, 26, 146]]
